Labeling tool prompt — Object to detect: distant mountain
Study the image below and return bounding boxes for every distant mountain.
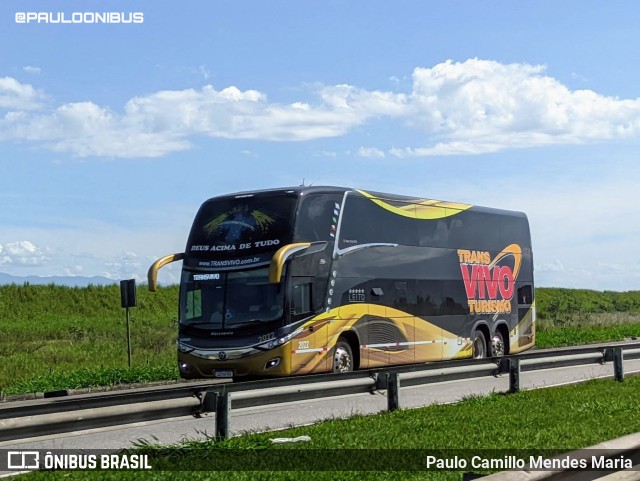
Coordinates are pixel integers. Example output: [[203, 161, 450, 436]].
[[0, 272, 118, 287]]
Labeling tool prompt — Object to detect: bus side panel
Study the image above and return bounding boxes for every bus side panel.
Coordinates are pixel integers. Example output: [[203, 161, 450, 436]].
[[289, 324, 326, 375], [509, 303, 535, 354], [510, 245, 535, 354]]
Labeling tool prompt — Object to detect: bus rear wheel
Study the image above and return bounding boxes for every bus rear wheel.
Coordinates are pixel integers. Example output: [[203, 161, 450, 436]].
[[491, 331, 505, 357], [472, 330, 487, 359], [333, 340, 354, 373]]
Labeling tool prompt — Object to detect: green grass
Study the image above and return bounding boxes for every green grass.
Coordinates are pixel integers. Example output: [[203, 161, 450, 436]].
[[4, 365, 179, 395], [1, 284, 640, 395], [0, 284, 180, 395], [535, 288, 640, 319], [536, 322, 640, 348], [17, 376, 640, 480], [535, 309, 640, 349]]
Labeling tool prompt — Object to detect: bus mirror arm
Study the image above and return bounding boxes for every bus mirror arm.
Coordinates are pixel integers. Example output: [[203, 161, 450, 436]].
[[295, 241, 328, 256], [268, 243, 312, 284], [148, 253, 185, 292]]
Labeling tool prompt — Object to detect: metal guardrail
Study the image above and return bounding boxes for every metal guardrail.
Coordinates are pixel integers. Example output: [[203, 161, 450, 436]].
[[1, 341, 640, 443]]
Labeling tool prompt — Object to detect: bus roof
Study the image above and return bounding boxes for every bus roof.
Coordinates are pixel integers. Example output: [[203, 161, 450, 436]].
[[203, 186, 526, 219]]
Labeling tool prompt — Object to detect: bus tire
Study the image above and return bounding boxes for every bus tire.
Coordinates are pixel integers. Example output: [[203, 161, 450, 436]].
[[333, 339, 354, 373], [472, 330, 487, 359], [491, 330, 506, 357]]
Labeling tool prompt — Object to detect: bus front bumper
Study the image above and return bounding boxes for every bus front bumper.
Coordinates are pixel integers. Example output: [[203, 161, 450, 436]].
[[178, 345, 291, 379]]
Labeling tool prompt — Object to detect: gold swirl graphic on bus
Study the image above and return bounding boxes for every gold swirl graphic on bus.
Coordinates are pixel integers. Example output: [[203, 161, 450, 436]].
[[356, 190, 472, 219], [289, 304, 474, 375], [291, 301, 535, 374]]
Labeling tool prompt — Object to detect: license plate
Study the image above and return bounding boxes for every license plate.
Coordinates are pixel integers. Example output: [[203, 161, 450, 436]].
[[214, 370, 234, 378]]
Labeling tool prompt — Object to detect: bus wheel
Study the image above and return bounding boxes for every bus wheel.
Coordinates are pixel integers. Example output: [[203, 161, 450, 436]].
[[491, 331, 505, 357], [333, 340, 354, 373], [472, 330, 487, 359]]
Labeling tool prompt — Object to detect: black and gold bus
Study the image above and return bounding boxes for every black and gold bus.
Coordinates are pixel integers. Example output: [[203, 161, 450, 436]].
[[148, 186, 535, 380]]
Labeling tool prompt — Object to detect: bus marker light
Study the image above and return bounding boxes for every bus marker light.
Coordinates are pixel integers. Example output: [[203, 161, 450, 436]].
[[265, 358, 280, 370]]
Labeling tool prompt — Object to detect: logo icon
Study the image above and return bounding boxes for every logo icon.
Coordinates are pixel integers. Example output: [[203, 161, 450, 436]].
[[8, 451, 40, 470], [218, 351, 228, 360]]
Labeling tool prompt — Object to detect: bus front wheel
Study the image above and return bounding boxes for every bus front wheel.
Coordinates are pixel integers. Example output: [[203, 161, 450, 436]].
[[333, 340, 354, 373], [472, 330, 487, 359]]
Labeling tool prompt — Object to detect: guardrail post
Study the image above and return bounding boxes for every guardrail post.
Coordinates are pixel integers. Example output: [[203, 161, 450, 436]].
[[387, 372, 400, 411], [201, 391, 217, 413], [509, 358, 520, 394], [613, 347, 624, 382], [215, 392, 231, 440]]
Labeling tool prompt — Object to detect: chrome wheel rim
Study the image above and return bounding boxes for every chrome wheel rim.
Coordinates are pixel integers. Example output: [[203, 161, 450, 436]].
[[492, 335, 505, 357], [334, 346, 352, 373]]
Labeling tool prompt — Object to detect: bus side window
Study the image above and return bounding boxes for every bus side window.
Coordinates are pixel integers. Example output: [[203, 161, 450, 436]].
[[517, 285, 532, 305], [296, 194, 344, 242], [291, 281, 312, 315], [186, 289, 202, 319]]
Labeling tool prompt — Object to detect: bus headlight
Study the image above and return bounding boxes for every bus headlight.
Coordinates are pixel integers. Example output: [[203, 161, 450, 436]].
[[258, 337, 286, 350], [178, 341, 194, 353], [256, 327, 304, 351]]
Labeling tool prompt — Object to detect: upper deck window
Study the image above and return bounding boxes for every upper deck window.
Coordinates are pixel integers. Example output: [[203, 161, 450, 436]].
[[187, 193, 298, 259]]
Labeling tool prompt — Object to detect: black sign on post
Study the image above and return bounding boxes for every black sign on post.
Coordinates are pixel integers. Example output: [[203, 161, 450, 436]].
[[120, 279, 137, 367], [120, 279, 137, 308]]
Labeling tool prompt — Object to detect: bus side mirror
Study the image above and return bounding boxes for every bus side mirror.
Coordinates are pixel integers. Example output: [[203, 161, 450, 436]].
[[148, 253, 185, 292], [268, 243, 311, 284]]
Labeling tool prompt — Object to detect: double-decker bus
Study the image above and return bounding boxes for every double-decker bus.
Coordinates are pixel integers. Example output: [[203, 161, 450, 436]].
[[148, 186, 535, 380]]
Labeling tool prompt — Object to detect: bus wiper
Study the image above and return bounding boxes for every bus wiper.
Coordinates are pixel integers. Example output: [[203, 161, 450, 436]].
[[229, 319, 264, 328]]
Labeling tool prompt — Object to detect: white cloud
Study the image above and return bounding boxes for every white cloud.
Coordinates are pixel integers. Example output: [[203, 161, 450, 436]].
[[318, 150, 337, 157], [0, 240, 49, 266], [23, 66, 42, 75], [400, 59, 640, 155], [4, 58, 640, 158], [358, 146, 385, 158], [0, 77, 45, 111], [198, 65, 210, 80], [537, 260, 565, 273], [389, 141, 503, 157], [103, 251, 146, 281], [63, 265, 84, 276]]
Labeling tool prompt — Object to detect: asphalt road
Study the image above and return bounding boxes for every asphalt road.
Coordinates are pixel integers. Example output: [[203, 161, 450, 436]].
[[2, 358, 640, 453]]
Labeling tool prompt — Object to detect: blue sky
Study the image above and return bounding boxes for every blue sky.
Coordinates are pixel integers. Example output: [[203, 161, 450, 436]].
[[1, 1, 639, 290]]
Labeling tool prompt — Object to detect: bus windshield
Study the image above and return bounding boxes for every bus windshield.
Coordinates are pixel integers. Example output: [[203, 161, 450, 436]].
[[179, 267, 285, 330]]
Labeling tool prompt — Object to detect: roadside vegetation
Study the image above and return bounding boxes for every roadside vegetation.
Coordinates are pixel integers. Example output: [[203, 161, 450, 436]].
[[18, 376, 640, 480], [535, 287, 640, 347], [0, 284, 179, 396], [1, 284, 639, 396]]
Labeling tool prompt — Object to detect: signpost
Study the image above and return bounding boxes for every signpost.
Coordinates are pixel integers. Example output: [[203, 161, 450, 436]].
[[119, 279, 137, 367]]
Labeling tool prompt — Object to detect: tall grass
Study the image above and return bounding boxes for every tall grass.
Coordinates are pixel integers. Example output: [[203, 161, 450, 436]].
[[1, 284, 640, 395], [536, 287, 640, 325], [0, 284, 180, 394]]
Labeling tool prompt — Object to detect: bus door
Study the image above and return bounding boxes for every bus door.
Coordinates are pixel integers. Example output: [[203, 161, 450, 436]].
[[515, 283, 535, 352], [289, 275, 328, 374]]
